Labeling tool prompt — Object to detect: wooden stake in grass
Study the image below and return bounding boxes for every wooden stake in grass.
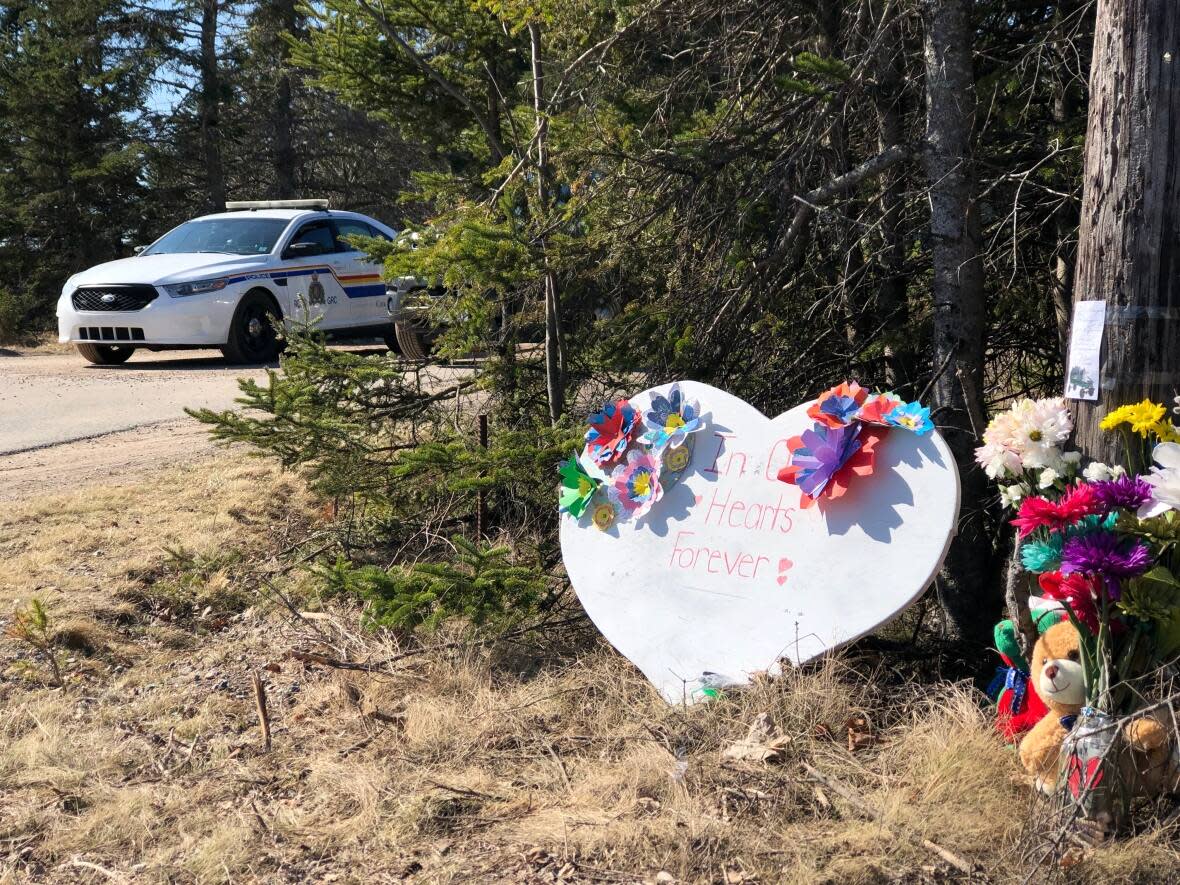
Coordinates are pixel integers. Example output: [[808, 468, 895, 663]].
[[252, 670, 272, 751]]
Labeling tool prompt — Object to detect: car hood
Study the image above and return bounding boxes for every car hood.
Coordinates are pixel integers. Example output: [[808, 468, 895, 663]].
[[66, 253, 273, 288]]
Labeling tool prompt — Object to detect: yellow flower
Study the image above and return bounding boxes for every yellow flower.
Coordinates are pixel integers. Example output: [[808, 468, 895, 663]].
[[1101, 400, 1168, 437], [1152, 421, 1180, 444], [1100, 404, 1134, 431]]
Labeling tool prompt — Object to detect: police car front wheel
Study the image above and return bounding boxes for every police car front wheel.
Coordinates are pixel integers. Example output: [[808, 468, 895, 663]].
[[76, 342, 135, 365], [222, 291, 280, 364]]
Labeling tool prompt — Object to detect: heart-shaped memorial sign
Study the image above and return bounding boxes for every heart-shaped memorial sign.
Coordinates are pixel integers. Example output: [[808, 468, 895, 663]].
[[559, 381, 960, 704]]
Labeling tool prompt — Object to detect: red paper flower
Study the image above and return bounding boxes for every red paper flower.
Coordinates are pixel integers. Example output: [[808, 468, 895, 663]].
[[1011, 484, 1102, 537], [584, 399, 640, 468], [857, 393, 902, 425], [807, 381, 869, 429]]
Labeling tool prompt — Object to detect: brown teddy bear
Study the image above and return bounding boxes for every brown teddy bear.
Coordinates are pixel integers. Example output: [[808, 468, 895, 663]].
[[1018, 619, 1176, 795]]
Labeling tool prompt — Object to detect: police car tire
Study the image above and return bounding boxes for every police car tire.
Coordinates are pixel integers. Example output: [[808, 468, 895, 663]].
[[394, 319, 433, 361], [222, 291, 280, 364], [76, 342, 135, 365]]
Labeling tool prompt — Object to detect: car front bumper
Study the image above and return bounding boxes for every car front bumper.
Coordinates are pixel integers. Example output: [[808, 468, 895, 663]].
[[57, 287, 240, 347]]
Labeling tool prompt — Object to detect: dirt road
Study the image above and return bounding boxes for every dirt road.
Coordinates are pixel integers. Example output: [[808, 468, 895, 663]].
[[0, 348, 275, 500]]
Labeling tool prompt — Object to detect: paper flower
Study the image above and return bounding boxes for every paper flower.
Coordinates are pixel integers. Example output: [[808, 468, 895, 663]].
[[858, 393, 902, 425], [1010, 484, 1101, 537], [585, 399, 640, 467], [1090, 475, 1153, 515], [591, 500, 616, 531], [885, 401, 934, 435], [611, 448, 662, 518], [662, 443, 691, 473], [642, 384, 703, 450], [807, 381, 868, 429], [558, 454, 600, 518], [1142, 442, 1180, 515], [1060, 532, 1153, 599], [1100, 399, 1168, 437], [778, 423, 884, 509], [780, 423, 862, 499]]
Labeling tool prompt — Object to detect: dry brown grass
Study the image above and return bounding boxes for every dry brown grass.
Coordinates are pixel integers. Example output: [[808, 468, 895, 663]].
[[2, 454, 1180, 883]]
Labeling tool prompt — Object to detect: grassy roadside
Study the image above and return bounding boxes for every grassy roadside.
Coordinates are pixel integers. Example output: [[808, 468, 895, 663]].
[[2, 455, 1178, 883]]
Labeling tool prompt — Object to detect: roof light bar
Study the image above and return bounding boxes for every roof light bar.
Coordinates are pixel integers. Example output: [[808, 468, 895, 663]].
[[224, 199, 330, 211]]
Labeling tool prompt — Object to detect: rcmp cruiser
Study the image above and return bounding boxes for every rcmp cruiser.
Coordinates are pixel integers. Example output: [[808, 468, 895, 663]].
[[56, 200, 399, 364]]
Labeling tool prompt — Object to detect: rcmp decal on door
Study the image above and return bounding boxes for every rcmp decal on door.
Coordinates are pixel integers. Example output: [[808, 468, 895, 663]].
[[308, 272, 326, 306]]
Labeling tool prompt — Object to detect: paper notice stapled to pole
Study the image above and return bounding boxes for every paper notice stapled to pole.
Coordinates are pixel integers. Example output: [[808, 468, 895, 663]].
[[1065, 300, 1105, 401]]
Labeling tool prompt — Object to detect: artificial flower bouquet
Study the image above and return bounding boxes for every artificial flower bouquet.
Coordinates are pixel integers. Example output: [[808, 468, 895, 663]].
[[977, 395, 1180, 814]]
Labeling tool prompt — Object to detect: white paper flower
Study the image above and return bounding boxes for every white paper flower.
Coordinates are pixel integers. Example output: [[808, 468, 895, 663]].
[[1141, 442, 1180, 516], [1038, 468, 1060, 489], [1061, 450, 1082, 465]]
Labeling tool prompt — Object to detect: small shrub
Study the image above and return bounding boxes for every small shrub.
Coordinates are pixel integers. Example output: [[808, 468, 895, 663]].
[[317, 534, 548, 632], [5, 599, 65, 686]]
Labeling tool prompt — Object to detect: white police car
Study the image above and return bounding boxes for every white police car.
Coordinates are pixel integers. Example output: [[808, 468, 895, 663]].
[[56, 200, 397, 364]]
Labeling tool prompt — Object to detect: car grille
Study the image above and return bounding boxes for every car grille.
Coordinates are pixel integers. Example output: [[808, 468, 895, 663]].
[[71, 285, 159, 312], [78, 326, 146, 342]]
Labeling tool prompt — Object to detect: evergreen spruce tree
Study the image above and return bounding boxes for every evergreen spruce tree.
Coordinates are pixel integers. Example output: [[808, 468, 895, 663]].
[[0, 0, 154, 339]]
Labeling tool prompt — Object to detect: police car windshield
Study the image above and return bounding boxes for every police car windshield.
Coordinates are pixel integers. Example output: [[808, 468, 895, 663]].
[[143, 218, 290, 256]]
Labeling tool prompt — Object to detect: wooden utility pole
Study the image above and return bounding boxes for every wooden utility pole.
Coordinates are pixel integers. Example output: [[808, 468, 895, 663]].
[[1071, 0, 1180, 462]]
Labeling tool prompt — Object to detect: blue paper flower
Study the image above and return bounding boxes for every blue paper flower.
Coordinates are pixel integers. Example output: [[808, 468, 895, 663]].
[[818, 394, 863, 426], [885, 401, 934, 435], [642, 383, 703, 450]]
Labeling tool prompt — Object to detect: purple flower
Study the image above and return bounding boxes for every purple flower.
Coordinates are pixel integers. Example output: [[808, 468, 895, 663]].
[[788, 422, 863, 499], [1060, 531, 1153, 600], [1090, 475, 1153, 515]]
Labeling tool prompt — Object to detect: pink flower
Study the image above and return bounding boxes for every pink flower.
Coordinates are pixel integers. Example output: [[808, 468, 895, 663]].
[[1010, 484, 1101, 537]]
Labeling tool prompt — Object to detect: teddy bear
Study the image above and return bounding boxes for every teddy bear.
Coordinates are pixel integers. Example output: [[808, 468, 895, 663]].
[[1018, 619, 1177, 796]]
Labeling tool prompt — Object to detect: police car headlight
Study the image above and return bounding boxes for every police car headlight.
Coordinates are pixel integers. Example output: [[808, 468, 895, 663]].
[[165, 278, 228, 298]]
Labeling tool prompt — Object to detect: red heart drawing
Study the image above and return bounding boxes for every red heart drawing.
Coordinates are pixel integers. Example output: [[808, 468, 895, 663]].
[[776, 558, 794, 586]]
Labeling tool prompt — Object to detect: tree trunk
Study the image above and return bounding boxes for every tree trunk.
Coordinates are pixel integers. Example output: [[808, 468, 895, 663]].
[[1070, 0, 1180, 464], [529, 21, 564, 424], [199, 0, 226, 211], [272, 0, 299, 198], [921, 0, 995, 641], [872, 3, 908, 387]]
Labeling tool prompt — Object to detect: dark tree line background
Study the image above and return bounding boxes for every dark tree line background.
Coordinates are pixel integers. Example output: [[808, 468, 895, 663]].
[[3, 0, 1100, 644]]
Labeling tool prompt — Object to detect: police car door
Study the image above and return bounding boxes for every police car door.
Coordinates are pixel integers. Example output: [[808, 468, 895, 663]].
[[279, 219, 351, 328], [331, 218, 388, 325]]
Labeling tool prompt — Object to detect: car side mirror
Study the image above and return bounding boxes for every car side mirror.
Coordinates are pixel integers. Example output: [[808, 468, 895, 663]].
[[132, 245, 146, 255], [284, 241, 321, 259]]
